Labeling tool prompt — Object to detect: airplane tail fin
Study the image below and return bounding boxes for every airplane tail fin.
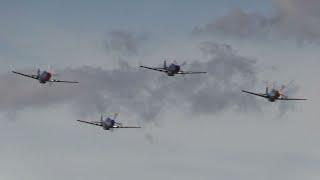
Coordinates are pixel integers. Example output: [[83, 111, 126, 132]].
[[37, 68, 41, 77], [164, 60, 167, 69], [264, 80, 270, 95]]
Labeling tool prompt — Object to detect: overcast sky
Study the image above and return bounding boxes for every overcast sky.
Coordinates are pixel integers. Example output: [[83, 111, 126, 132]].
[[1, 1, 320, 180]]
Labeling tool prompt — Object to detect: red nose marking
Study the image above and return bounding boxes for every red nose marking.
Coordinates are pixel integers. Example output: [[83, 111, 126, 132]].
[[45, 72, 52, 81]]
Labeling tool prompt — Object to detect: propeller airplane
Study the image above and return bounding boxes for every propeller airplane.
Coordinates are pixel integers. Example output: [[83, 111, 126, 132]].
[[242, 83, 307, 102], [77, 113, 141, 131], [12, 68, 79, 84], [140, 59, 206, 76]]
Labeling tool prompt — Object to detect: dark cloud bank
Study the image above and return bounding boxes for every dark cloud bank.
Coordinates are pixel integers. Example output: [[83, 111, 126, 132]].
[[0, 42, 261, 121], [193, 0, 320, 44]]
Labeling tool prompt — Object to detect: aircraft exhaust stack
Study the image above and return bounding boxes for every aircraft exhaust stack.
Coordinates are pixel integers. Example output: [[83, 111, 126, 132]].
[[100, 114, 103, 123], [266, 87, 268, 94], [164, 60, 167, 69]]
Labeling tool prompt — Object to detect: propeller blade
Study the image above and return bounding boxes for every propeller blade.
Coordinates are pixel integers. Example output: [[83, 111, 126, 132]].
[[113, 113, 119, 120], [173, 60, 177, 65], [48, 65, 53, 74], [272, 81, 276, 89], [115, 122, 123, 126], [263, 80, 270, 88], [278, 89, 288, 98], [47, 65, 59, 76], [280, 94, 288, 99], [180, 61, 187, 66]]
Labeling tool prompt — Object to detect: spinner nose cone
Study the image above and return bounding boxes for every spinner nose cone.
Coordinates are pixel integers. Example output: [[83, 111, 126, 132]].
[[176, 65, 180, 72], [275, 91, 281, 98], [111, 120, 115, 125], [47, 73, 52, 80]]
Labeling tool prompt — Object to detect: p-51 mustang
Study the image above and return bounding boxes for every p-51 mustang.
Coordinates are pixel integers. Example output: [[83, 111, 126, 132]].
[[140, 60, 206, 76], [12, 69, 79, 84], [77, 113, 141, 131], [242, 85, 307, 102]]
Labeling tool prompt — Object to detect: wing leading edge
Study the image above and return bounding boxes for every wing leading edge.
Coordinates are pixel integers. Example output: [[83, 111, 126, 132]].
[[242, 90, 268, 98], [278, 98, 307, 101], [77, 120, 102, 127], [112, 126, 141, 128], [50, 79, 79, 83], [139, 66, 167, 73], [12, 71, 38, 80], [178, 71, 207, 74]]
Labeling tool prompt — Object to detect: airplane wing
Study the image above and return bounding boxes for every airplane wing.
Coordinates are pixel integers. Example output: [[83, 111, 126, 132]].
[[112, 126, 141, 128], [50, 79, 79, 83], [177, 71, 207, 75], [12, 71, 38, 80], [242, 90, 268, 98], [139, 66, 167, 72], [77, 120, 102, 127], [278, 97, 307, 101]]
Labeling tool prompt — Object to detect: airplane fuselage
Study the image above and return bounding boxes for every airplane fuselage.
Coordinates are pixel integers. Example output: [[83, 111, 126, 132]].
[[166, 64, 180, 76], [38, 71, 52, 84], [102, 118, 116, 130], [267, 90, 281, 102]]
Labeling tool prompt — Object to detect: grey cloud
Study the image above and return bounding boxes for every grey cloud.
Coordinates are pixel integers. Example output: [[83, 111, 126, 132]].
[[1, 42, 264, 121], [193, 0, 320, 44], [193, 8, 271, 40], [0, 63, 163, 120], [2, 43, 303, 121], [189, 42, 259, 114], [105, 30, 148, 56]]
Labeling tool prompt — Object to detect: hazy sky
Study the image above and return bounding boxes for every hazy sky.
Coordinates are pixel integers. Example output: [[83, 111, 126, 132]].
[[1, 1, 320, 180]]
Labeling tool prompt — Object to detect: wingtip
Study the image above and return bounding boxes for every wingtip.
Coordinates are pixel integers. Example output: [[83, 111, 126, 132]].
[[68, 81, 80, 84]]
